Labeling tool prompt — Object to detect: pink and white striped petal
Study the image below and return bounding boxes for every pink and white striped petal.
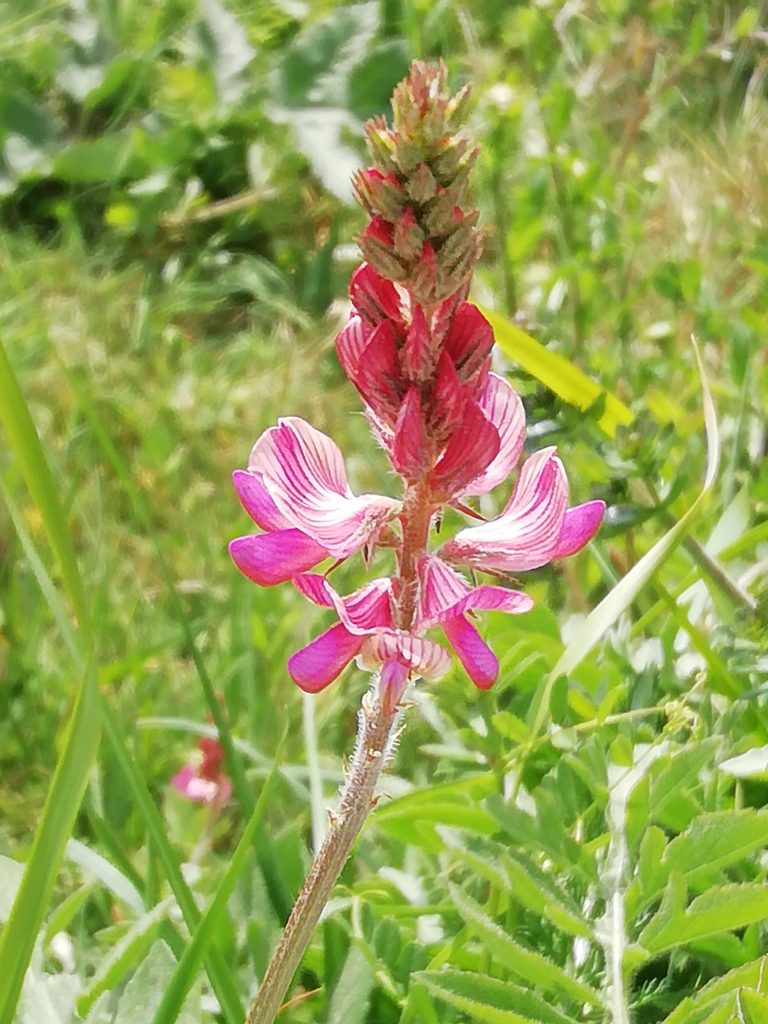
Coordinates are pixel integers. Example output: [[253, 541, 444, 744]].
[[553, 500, 606, 559], [229, 530, 328, 586], [293, 574, 394, 634], [358, 630, 451, 680], [247, 417, 399, 556], [463, 374, 526, 496], [288, 623, 366, 693], [232, 470, 292, 531], [442, 614, 499, 690], [439, 448, 569, 572], [418, 556, 533, 627]]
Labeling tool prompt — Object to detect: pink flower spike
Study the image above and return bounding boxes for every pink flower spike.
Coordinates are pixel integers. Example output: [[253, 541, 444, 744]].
[[248, 417, 400, 557], [349, 262, 402, 325], [392, 386, 429, 480], [462, 374, 526, 496], [442, 614, 498, 690], [553, 500, 606, 559], [229, 530, 329, 586], [288, 622, 367, 693]]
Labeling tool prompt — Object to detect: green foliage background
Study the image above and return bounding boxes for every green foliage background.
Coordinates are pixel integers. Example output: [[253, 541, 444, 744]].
[[0, 1, 767, 1022]]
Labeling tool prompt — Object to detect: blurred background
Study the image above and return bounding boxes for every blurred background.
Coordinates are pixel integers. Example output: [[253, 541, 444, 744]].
[[1, 1, 767, 1021]]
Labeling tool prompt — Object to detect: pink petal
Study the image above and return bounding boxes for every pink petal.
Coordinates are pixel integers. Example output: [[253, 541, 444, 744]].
[[440, 448, 569, 572], [229, 530, 328, 586], [172, 766, 220, 804], [392, 386, 429, 480], [248, 417, 399, 556], [288, 623, 365, 693], [430, 401, 500, 500], [426, 349, 466, 440], [232, 470, 291, 531], [418, 556, 533, 627], [293, 574, 393, 634], [354, 320, 405, 426], [336, 314, 371, 382], [443, 303, 494, 390], [443, 614, 499, 690], [349, 263, 402, 325], [359, 631, 451, 680], [553, 500, 606, 558], [379, 660, 410, 715], [463, 374, 526, 496], [401, 305, 433, 382]]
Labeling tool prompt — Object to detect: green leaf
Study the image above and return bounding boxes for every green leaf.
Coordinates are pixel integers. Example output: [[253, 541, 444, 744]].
[[114, 941, 199, 1024], [738, 990, 768, 1023], [414, 970, 581, 1024], [77, 900, 173, 1016], [64, 838, 144, 916], [662, 811, 768, 889], [0, 338, 101, 1024], [662, 956, 768, 1024], [639, 883, 768, 955], [448, 885, 602, 1008], [503, 851, 592, 940], [326, 945, 374, 1024], [477, 306, 634, 437]]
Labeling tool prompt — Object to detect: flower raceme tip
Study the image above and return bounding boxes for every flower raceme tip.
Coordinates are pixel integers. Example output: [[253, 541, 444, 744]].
[[229, 61, 605, 711]]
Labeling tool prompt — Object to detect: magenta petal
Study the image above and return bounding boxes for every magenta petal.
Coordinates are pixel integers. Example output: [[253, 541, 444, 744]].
[[443, 614, 499, 690], [392, 385, 428, 480], [229, 530, 328, 586], [293, 574, 394, 634], [248, 417, 399, 557], [418, 556, 532, 626], [359, 631, 451, 679], [431, 401, 501, 499], [553, 500, 606, 558], [288, 623, 365, 693], [440, 448, 569, 572], [464, 374, 526, 496], [172, 766, 220, 804], [232, 470, 291, 531], [379, 660, 410, 715]]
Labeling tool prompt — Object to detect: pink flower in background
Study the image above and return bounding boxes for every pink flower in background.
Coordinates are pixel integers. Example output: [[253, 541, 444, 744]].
[[229, 417, 399, 586], [172, 737, 232, 807]]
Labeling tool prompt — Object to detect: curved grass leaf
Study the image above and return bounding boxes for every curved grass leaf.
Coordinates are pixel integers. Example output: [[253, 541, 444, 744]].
[[448, 885, 602, 1008], [527, 341, 719, 736], [478, 306, 634, 437], [0, 338, 101, 1024], [413, 970, 581, 1024]]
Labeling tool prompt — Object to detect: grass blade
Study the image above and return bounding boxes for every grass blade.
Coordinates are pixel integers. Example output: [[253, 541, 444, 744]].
[[479, 306, 635, 437], [0, 338, 101, 1024], [149, 737, 286, 1024]]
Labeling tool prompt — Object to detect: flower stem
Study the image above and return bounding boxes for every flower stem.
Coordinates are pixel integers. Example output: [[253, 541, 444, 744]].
[[245, 685, 398, 1023]]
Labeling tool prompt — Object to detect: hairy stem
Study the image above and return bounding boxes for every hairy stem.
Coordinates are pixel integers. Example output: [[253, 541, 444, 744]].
[[244, 484, 433, 1024]]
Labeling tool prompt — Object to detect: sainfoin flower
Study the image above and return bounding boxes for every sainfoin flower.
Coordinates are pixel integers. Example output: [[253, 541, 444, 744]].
[[229, 63, 605, 713], [172, 737, 233, 807]]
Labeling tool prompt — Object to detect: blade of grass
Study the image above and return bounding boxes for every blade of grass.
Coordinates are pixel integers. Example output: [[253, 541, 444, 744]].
[[525, 340, 720, 739], [2, 446, 243, 1024], [57, 356, 291, 921], [0, 338, 101, 1024], [149, 735, 286, 1024], [478, 306, 635, 438]]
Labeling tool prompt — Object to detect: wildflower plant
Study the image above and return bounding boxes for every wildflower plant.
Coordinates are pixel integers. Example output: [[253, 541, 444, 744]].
[[231, 61, 604, 1023]]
